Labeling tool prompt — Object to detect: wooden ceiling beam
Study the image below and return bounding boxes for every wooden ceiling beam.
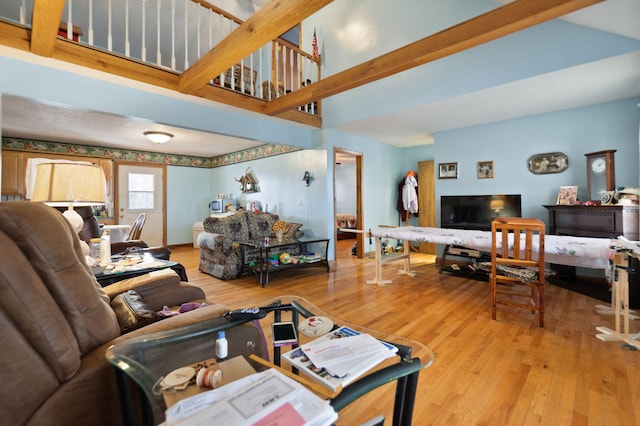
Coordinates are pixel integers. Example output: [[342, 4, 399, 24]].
[[264, 0, 604, 115], [30, 0, 65, 57], [179, 0, 332, 94]]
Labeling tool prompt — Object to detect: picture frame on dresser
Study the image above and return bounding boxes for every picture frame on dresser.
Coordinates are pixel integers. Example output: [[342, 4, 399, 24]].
[[556, 186, 578, 205]]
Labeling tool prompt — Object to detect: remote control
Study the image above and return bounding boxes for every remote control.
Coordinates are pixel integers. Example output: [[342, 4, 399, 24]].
[[224, 307, 267, 320]]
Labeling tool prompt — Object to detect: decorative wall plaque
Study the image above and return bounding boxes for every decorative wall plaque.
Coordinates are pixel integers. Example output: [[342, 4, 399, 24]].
[[528, 152, 568, 175]]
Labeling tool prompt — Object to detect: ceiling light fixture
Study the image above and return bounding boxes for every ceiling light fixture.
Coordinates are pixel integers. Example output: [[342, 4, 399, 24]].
[[144, 131, 174, 144]]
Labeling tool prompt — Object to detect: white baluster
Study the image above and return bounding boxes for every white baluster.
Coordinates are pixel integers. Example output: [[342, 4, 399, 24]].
[[141, 0, 147, 61], [218, 14, 224, 85], [275, 44, 280, 98], [171, 0, 176, 70], [290, 48, 295, 93], [88, 0, 94, 45], [227, 19, 234, 91], [196, 4, 201, 59], [19, 0, 26, 25], [125, 0, 130, 57], [208, 8, 213, 51], [206, 11, 214, 85], [249, 54, 254, 96], [108, 0, 113, 51], [183, 0, 189, 69], [67, 0, 72, 40], [258, 45, 264, 99], [303, 56, 310, 112], [156, 0, 162, 66], [282, 44, 287, 94]]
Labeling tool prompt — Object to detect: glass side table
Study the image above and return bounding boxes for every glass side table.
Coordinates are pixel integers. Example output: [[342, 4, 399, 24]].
[[106, 295, 434, 425], [237, 237, 330, 286]]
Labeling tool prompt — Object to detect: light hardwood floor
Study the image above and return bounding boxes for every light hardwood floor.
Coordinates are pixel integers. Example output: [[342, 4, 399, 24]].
[[171, 239, 639, 425]]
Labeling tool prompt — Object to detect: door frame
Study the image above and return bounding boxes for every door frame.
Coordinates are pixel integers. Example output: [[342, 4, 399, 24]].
[[114, 161, 167, 246], [418, 160, 436, 254], [333, 148, 364, 259]]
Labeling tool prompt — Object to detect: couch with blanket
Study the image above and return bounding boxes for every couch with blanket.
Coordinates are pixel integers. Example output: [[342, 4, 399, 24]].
[[198, 210, 303, 280], [0, 202, 266, 425], [336, 213, 357, 240]]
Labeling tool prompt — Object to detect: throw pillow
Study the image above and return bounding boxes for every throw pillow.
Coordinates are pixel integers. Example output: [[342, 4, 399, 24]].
[[271, 221, 303, 238], [111, 290, 163, 333], [247, 212, 278, 239]]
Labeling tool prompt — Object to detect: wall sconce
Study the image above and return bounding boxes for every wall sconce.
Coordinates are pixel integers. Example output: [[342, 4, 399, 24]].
[[144, 131, 173, 144], [302, 171, 313, 186]]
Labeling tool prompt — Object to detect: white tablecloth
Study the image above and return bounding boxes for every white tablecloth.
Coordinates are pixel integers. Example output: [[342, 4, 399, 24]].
[[371, 226, 615, 269], [102, 224, 132, 243]]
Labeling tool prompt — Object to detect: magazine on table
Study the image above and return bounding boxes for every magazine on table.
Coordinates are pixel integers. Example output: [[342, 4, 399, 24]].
[[282, 326, 398, 392], [164, 368, 337, 426]]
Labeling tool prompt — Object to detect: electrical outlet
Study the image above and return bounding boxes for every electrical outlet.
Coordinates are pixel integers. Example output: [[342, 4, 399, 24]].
[[297, 198, 302, 206]]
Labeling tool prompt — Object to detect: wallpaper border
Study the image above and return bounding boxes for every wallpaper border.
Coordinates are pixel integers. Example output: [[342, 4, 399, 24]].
[[1, 137, 301, 168]]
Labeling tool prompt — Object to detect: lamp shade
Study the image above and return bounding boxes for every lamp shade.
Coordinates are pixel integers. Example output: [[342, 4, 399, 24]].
[[490, 199, 505, 211], [32, 163, 107, 206]]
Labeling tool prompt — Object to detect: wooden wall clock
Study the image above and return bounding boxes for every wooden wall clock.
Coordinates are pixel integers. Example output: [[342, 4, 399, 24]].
[[585, 150, 616, 202]]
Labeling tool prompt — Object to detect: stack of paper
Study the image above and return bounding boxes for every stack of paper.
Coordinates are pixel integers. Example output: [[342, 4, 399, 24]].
[[282, 326, 397, 392], [164, 369, 337, 426]]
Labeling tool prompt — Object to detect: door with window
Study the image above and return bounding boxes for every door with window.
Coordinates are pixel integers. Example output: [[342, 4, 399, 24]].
[[117, 164, 165, 247]]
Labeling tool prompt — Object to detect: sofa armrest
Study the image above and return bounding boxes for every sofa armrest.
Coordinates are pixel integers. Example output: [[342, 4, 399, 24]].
[[104, 269, 206, 309], [111, 304, 232, 340], [197, 231, 234, 251]]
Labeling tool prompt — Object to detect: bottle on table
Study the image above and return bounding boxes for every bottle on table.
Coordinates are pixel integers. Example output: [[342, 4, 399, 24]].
[[215, 330, 228, 360], [99, 230, 111, 265]]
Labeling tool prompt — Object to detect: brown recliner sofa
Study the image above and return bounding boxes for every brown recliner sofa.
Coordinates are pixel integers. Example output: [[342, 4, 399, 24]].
[[0, 202, 265, 425]]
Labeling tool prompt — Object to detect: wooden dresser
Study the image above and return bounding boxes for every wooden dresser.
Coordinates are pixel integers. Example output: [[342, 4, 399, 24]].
[[544, 205, 639, 240], [544, 204, 639, 307]]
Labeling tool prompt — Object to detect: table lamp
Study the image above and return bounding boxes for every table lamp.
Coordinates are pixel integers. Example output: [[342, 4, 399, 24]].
[[31, 162, 107, 231]]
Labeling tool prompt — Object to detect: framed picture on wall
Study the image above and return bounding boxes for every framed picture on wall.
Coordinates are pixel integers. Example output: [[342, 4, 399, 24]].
[[477, 161, 494, 179], [439, 162, 458, 179]]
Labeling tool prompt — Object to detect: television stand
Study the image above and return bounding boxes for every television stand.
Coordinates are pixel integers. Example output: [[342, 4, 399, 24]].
[[439, 244, 491, 281]]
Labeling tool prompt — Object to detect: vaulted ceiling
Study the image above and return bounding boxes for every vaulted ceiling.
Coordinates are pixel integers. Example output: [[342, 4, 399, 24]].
[[2, 0, 639, 157]]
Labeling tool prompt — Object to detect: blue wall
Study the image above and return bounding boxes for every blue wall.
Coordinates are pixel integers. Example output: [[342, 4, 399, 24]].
[[435, 98, 640, 225], [167, 165, 212, 243]]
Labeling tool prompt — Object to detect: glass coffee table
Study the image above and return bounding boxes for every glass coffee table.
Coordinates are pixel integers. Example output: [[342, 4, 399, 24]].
[[92, 256, 186, 286], [238, 237, 330, 286], [106, 295, 434, 425]]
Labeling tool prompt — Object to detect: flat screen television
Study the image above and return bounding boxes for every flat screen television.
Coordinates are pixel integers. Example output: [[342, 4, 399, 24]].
[[440, 194, 522, 231]]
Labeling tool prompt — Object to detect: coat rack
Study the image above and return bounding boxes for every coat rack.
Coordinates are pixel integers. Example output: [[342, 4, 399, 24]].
[[401, 170, 419, 252]]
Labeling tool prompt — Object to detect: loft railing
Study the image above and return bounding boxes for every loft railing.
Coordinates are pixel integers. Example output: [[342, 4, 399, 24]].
[[1, 0, 320, 115]]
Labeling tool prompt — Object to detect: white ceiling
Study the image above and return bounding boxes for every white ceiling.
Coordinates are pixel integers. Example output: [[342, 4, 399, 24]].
[[333, 0, 640, 147], [2, 0, 639, 157], [1, 94, 266, 157]]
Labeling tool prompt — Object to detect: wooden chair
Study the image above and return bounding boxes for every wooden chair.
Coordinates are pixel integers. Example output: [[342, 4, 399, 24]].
[[127, 213, 147, 241], [490, 217, 546, 328]]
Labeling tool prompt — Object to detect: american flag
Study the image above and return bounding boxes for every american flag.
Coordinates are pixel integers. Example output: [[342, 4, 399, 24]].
[[311, 28, 319, 60]]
